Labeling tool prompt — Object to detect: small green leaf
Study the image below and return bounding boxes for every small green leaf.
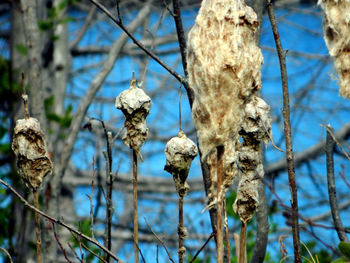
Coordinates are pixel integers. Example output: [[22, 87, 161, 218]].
[[16, 44, 27, 55], [38, 20, 54, 31], [339, 242, 350, 259], [331, 257, 350, 263]]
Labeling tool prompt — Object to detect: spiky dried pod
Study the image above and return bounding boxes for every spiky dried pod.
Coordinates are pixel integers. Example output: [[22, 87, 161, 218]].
[[115, 77, 152, 158], [187, 0, 263, 207], [12, 117, 52, 190], [233, 96, 271, 223], [319, 0, 350, 98], [164, 130, 198, 196]]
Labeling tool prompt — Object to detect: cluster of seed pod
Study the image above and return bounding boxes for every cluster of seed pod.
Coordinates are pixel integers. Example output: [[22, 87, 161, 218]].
[[11, 96, 52, 190], [164, 130, 198, 197], [233, 96, 272, 223], [319, 0, 350, 98], [186, 0, 264, 208], [115, 75, 152, 159]]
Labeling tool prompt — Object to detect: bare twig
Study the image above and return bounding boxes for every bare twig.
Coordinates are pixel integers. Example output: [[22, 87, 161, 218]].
[[216, 146, 224, 263], [67, 243, 84, 263], [33, 190, 42, 263], [71, 232, 108, 263], [133, 150, 139, 263], [266, 1, 301, 262], [70, 5, 97, 49], [144, 217, 175, 263], [325, 125, 349, 242], [51, 222, 72, 263], [0, 179, 124, 263], [88, 0, 193, 103], [189, 231, 216, 263], [0, 247, 13, 263], [172, 0, 188, 77], [103, 129, 113, 263]]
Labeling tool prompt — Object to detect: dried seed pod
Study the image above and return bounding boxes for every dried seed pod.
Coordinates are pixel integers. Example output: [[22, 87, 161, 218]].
[[319, 0, 350, 98], [12, 117, 52, 190], [115, 76, 152, 158], [164, 130, 198, 196], [187, 0, 263, 207], [233, 96, 272, 223]]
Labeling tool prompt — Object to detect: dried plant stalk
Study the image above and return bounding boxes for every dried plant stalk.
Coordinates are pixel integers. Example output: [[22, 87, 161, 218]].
[[116, 74, 152, 263], [115, 74, 152, 159], [233, 97, 271, 263], [319, 0, 350, 98], [12, 94, 52, 263], [234, 97, 271, 223], [164, 130, 197, 263], [187, 0, 263, 208]]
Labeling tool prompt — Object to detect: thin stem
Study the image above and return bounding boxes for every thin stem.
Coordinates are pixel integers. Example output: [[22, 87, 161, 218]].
[[189, 231, 216, 263], [326, 125, 349, 242], [224, 199, 231, 262], [172, 0, 188, 77], [216, 146, 224, 263], [133, 150, 139, 263], [239, 222, 247, 263], [104, 131, 113, 263], [33, 190, 42, 263], [144, 217, 175, 263], [179, 86, 182, 131], [266, 1, 301, 262], [178, 194, 184, 263]]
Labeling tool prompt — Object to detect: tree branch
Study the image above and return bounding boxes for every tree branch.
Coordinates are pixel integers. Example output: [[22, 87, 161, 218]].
[[325, 125, 349, 242], [266, 1, 301, 262]]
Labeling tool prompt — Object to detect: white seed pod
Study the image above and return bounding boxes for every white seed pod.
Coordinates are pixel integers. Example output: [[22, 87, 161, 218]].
[[12, 117, 52, 190], [319, 0, 350, 98], [115, 77, 152, 158], [240, 96, 272, 144], [187, 0, 263, 207], [164, 130, 198, 195]]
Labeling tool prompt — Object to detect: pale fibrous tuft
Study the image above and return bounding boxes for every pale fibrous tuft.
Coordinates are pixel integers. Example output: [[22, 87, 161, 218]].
[[187, 0, 263, 207], [12, 117, 52, 190], [115, 76, 152, 159], [319, 0, 350, 98], [233, 97, 271, 223]]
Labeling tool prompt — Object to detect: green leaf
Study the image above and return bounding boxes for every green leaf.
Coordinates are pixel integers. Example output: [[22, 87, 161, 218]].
[[339, 242, 350, 259], [58, 17, 73, 25], [331, 257, 350, 263], [38, 20, 54, 31], [15, 44, 27, 55]]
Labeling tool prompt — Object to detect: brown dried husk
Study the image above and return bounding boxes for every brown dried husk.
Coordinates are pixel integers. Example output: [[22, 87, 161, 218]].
[[115, 78, 152, 158], [12, 117, 52, 190], [319, 0, 350, 98], [187, 0, 263, 207]]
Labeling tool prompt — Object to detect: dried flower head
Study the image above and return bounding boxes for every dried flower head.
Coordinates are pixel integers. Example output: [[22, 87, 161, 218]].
[[115, 75, 152, 158], [319, 0, 350, 98], [12, 117, 52, 190], [164, 130, 198, 196], [187, 0, 263, 207], [233, 96, 271, 223]]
